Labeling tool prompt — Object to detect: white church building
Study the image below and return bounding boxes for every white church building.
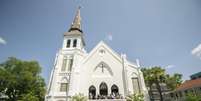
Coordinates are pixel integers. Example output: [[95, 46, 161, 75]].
[[45, 7, 149, 101]]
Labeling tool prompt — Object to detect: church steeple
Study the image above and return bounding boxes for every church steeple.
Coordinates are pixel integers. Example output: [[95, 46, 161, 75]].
[[68, 6, 82, 33], [63, 6, 85, 50]]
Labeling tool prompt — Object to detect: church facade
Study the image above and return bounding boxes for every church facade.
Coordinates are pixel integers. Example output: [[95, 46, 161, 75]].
[[45, 8, 149, 101]]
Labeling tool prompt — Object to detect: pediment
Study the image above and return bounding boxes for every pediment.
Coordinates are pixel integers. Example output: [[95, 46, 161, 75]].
[[83, 41, 122, 64]]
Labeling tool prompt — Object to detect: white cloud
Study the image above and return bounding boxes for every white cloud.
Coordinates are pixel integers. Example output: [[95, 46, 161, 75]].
[[192, 44, 201, 59], [0, 37, 6, 45]]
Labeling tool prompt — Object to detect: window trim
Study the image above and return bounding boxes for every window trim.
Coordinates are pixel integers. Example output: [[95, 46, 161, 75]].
[[61, 57, 67, 71], [60, 83, 69, 92], [131, 77, 141, 94], [67, 59, 73, 71]]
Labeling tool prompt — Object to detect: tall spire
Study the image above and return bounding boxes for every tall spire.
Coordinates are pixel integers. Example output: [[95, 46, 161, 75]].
[[68, 6, 82, 33]]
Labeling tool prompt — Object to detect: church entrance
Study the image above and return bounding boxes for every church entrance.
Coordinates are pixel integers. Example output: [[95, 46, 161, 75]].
[[89, 85, 96, 99], [99, 82, 108, 96], [111, 84, 119, 96]]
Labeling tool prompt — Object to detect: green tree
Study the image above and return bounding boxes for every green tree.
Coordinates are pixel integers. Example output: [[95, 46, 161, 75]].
[[141, 67, 166, 101], [141, 67, 182, 101], [186, 93, 201, 101], [126, 93, 144, 101], [150, 67, 166, 101], [18, 92, 39, 101], [0, 57, 46, 101], [141, 68, 155, 98], [71, 93, 87, 101], [166, 73, 182, 90]]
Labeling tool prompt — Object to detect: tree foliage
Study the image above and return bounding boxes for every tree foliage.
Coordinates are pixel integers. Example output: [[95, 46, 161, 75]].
[[165, 73, 182, 90], [0, 57, 46, 101], [186, 93, 201, 101], [18, 92, 39, 101], [71, 93, 87, 101], [126, 93, 144, 101], [141, 66, 182, 101]]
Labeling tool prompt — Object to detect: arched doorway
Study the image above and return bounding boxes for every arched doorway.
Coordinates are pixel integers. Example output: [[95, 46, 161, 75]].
[[89, 85, 96, 99], [99, 82, 108, 96], [111, 84, 119, 96]]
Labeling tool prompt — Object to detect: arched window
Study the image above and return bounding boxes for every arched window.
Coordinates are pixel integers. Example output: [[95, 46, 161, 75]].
[[66, 39, 71, 48], [111, 84, 119, 95], [89, 85, 96, 99], [73, 39, 77, 47], [61, 56, 73, 72], [99, 82, 108, 96], [131, 77, 140, 94], [68, 59, 73, 71], [61, 56, 67, 71]]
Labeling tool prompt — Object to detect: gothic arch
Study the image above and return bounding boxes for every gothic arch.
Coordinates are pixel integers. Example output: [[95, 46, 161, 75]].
[[131, 72, 139, 78], [99, 82, 108, 96], [89, 85, 96, 99], [111, 84, 119, 94], [93, 61, 114, 76]]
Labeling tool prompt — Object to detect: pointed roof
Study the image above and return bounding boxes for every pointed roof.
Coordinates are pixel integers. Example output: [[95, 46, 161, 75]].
[[68, 6, 83, 33], [64, 6, 85, 46]]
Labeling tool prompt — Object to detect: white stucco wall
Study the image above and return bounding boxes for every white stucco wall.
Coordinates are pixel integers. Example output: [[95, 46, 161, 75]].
[[78, 45, 125, 97], [45, 41, 149, 101]]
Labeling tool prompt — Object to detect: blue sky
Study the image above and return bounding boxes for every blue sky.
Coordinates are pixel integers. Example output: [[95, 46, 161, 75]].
[[0, 0, 201, 83]]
